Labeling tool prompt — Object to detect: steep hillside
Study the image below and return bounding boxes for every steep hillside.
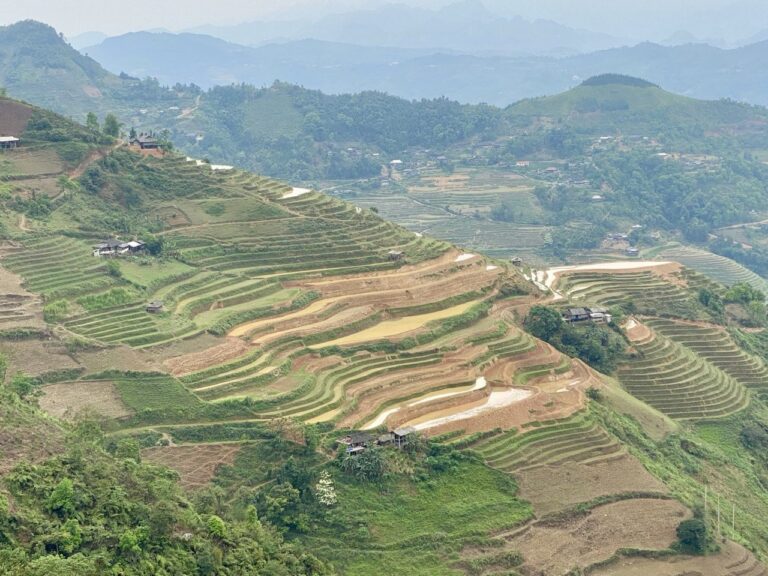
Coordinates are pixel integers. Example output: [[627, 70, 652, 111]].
[[0, 21, 194, 123], [0, 96, 767, 574]]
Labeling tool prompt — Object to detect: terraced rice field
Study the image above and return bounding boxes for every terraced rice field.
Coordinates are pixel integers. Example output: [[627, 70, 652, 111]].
[[646, 318, 768, 393], [468, 412, 623, 472], [562, 270, 690, 308], [659, 245, 768, 292], [10, 152, 602, 451], [3, 235, 115, 298], [618, 329, 749, 420]]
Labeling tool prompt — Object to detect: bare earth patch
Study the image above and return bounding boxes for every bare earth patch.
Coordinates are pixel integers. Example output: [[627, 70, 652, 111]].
[[515, 456, 668, 515], [164, 337, 251, 376], [0, 99, 33, 136], [142, 444, 242, 490], [510, 498, 689, 576], [75, 345, 161, 374], [39, 381, 132, 420], [1, 339, 79, 377], [590, 540, 765, 576], [624, 317, 651, 343]]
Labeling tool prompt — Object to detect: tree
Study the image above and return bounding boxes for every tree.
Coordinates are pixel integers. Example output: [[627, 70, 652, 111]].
[[341, 447, 387, 482], [314, 471, 337, 507], [677, 518, 707, 553], [47, 478, 75, 518], [114, 439, 140, 462], [105, 261, 121, 278], [85, 112, 99, 133], [103, 114, 120, 138], [206, 515, 227, 541], [129, 127, 137, 140], [524, 306, 563, 341]]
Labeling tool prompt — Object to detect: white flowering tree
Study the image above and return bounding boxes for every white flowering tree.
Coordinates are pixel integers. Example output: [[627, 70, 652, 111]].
[[315, 470, 338, 507]]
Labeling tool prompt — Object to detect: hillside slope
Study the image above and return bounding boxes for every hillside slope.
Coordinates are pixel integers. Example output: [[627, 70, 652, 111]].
[[0, 96, 766, 574], [0, 21, 194, 123]]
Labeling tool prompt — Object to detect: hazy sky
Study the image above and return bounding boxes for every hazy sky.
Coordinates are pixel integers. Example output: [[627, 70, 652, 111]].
[[1, 0, 766, 43]]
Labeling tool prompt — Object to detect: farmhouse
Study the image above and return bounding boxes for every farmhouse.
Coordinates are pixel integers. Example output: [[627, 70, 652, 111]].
[[146, 301, 164, 314], [563, 307, 612, 324], [0, 136, 19, 149], [588, 306, 612, 324], [337, 432, 374, 455], [393, 426, 416, 448], [626, 247, 640, 257], [563, 308, 591, 323], [130, 135, 159, 150], [93, 239, 146, 257], [388, 250, 405, 262]]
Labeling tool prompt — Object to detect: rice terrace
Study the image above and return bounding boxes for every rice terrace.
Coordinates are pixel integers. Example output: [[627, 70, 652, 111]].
[[5, 18, 768, 574]]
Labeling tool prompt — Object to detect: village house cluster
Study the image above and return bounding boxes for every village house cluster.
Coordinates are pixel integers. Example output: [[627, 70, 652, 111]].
[[93, 239, 146, 257], [337, 426, 416, 455]]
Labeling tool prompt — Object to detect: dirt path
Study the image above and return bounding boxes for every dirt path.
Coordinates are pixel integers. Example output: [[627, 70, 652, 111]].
[[17, 214, 29, 232], [68, 144, 121, 180]]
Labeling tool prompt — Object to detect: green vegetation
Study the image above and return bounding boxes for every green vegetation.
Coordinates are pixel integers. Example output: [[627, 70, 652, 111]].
[[0, 389, 333, 576], [524, 305, 626, 373]]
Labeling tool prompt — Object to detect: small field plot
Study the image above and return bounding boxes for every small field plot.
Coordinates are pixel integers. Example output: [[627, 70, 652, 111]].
[[507, 498, 688, 576], [0, 147, 65, 177], [0, 339, 80, 378], [157, 198, 292, 225], [0, 265, 44, 329], [114, 376, 201, 413], [39, 380, 132, 420], [659, 245, 768, 292], [515, 455, 667, 515], [589, 541, 764, 576], [314, 301, 477, 348], [143, 443, 242, 491], [117, 259, 195, 288]]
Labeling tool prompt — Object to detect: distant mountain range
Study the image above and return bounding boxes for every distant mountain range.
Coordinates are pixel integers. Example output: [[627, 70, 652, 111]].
[[184, 0, 625, 57], [83, 30, 768, 107]]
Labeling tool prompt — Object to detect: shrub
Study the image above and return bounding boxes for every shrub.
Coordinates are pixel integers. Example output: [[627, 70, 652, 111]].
[[676, 518, 707, 554], [104, 260, 122, 278], [43, 299, 69, 323], [586, 386, 603, 401]]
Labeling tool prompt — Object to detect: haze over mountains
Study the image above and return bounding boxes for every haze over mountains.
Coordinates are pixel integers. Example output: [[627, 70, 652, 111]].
[[83, 29, 768, 107], [183, 1, 624, 57]]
